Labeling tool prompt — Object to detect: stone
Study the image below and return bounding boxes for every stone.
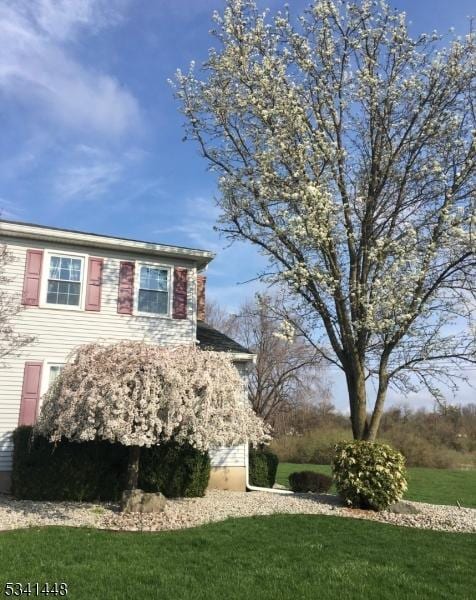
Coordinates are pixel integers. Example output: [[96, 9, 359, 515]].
[[121, 489, 166, 513], [387, 501, 420, 515]]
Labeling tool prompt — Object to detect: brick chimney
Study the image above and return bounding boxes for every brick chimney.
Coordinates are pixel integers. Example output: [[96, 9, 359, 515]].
[[197, 274, 206, 321]]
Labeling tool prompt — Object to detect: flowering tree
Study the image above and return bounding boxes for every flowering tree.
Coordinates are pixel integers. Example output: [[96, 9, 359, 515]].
[[0, 245, 34, 364], [174, 0, 476, 440], [37, 342, 269, 489]]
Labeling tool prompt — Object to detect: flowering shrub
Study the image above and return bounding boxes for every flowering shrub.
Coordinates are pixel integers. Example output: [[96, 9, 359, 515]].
[[37, 341, 269, 450], [333, 442, 407, 511]]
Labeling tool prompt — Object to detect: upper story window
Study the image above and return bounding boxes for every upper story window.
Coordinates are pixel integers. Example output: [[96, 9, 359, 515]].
[[45, 254, 84, 307], [137, 264, 170, 315]]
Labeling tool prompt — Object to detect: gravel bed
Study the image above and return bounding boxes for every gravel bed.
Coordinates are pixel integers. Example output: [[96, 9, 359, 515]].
[[1, 491, 475, 534]]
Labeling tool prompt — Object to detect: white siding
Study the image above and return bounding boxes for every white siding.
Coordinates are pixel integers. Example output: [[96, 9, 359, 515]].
[[0, 234, 253, 474], [0, 236, 198, 471], [209, 444, 246, 467]]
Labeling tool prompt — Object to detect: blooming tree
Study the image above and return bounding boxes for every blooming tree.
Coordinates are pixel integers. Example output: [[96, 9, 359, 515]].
[[37, 341, 269, 489], [0, 245, 34, 364], [173, 0, 476, 440]]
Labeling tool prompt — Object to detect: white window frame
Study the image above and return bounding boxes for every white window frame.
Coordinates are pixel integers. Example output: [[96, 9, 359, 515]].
[[40, 249, 87, 311], [134, 261, 173, 318], [40, 362, 65, 406]]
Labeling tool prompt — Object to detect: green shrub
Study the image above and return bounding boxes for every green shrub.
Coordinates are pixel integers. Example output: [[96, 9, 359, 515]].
[[12, 426, 210, 501], [249, 447, 279, 487], [333, 441, 407, 511], [288, 471, 333, 493], [12, 426, 128, 501], [139, 442, 210, 498]]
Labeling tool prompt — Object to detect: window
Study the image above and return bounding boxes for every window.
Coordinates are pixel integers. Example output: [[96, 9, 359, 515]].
[[46, 255, 83, 307], [137, 265, 169, 315], [48, 364, 64, 386], [40, 363, 65, 397]]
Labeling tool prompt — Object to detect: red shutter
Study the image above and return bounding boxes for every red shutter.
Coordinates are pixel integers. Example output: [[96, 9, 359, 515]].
[[18, 362, 43, 426], [85, 257, 104, 312], [197, 274, 206, 321], [22, 249, 43, 306], [172, 267, 188, 319], [117, 261, 135, 314]]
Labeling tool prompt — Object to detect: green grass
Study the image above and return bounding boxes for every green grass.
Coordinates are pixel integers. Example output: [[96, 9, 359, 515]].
[[277, 463, 476, 507], [1, 516, 475, 600]]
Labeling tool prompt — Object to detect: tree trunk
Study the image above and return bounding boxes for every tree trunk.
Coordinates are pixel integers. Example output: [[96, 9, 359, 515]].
[[345, 366, 368, 440], [126, 445, 141, 490], [367, 376, 389, 441]]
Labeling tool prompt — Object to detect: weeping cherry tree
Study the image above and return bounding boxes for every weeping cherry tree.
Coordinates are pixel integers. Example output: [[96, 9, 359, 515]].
[[37, 342, 269, 490]]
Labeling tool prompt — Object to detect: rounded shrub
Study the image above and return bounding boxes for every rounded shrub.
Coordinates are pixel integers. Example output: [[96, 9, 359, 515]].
[[139, 442, 211, 498], [288, 471, 333, 493], [249, 447, 279, 488], [332, 441, 407, 511]]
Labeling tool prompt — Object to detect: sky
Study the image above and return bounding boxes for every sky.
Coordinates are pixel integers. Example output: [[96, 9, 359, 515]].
[[1, 0, 474, 411]]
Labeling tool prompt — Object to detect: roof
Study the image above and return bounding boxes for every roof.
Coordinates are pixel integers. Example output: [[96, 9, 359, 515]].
[[0, 219, 214, 269], [196, 321, 254, 358]]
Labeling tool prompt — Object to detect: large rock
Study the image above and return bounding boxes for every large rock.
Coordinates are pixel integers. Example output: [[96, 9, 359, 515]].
[[387, 501, 420, 515], [121, 489, 166, 513]]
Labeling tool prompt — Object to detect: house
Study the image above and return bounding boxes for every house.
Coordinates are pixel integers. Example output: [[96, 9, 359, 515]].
[[0, 219, 254, 494]]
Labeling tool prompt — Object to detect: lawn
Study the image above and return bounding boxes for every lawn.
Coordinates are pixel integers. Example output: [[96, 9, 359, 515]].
[[277, 463, 476, 508], [1, 516, 475, 600]]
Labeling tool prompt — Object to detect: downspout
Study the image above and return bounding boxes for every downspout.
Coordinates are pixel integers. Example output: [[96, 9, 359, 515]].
[[245, 441, 294, 495]]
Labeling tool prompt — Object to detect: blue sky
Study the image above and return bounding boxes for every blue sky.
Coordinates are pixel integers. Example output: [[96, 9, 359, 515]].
[[1, 0, 474, 410]]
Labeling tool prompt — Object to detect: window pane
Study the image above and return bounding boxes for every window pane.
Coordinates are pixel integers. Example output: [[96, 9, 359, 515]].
[[140, 266, 168, 291], [138, 289, 168, 314], [49, 256, 82, 282], [47, 280, 80, 306]]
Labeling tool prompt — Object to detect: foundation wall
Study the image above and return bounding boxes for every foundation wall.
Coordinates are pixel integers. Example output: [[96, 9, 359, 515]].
[[207, 466, 246, 492]]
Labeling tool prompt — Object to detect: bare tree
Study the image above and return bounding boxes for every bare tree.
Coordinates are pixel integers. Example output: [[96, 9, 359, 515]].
[[175, 0, 476, 439], [0, 245, 34, 362], [207, 295, 329, 425]]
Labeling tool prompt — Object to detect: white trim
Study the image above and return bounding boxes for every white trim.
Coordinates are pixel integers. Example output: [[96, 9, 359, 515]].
[[39, 249, 87, 311], [0, 220, 214, 268], [133, 260, 173, 319]]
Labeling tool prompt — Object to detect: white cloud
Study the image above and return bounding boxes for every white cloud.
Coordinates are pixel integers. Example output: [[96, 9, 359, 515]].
[[55, 161, 122, 201], [0, 0, 140, 138], [154, 196, 222, 251]]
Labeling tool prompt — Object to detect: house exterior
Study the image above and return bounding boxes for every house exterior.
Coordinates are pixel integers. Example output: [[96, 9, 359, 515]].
[[0, 219, 253, 493]]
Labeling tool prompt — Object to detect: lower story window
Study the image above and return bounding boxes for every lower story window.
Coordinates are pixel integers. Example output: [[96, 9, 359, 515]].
[[48, 364, 64, 386]]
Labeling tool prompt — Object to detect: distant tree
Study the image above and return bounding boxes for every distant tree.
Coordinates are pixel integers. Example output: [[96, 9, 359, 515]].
[[37, 342, 269, 490], [207, 294, 329, 425], [175, 0, 476, 440], [0, 245, 34, 363]]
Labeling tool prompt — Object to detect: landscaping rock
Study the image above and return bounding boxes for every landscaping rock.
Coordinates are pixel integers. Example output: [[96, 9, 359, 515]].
[[121, 489, 166, 513], [387, 501, 421, 515]]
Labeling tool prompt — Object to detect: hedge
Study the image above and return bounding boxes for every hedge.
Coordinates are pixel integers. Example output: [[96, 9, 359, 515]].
[[288, 471, 333, 493], [139, 442, 210, 498], [12, 426, 210, 501], [249, 447, 279, 488]]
